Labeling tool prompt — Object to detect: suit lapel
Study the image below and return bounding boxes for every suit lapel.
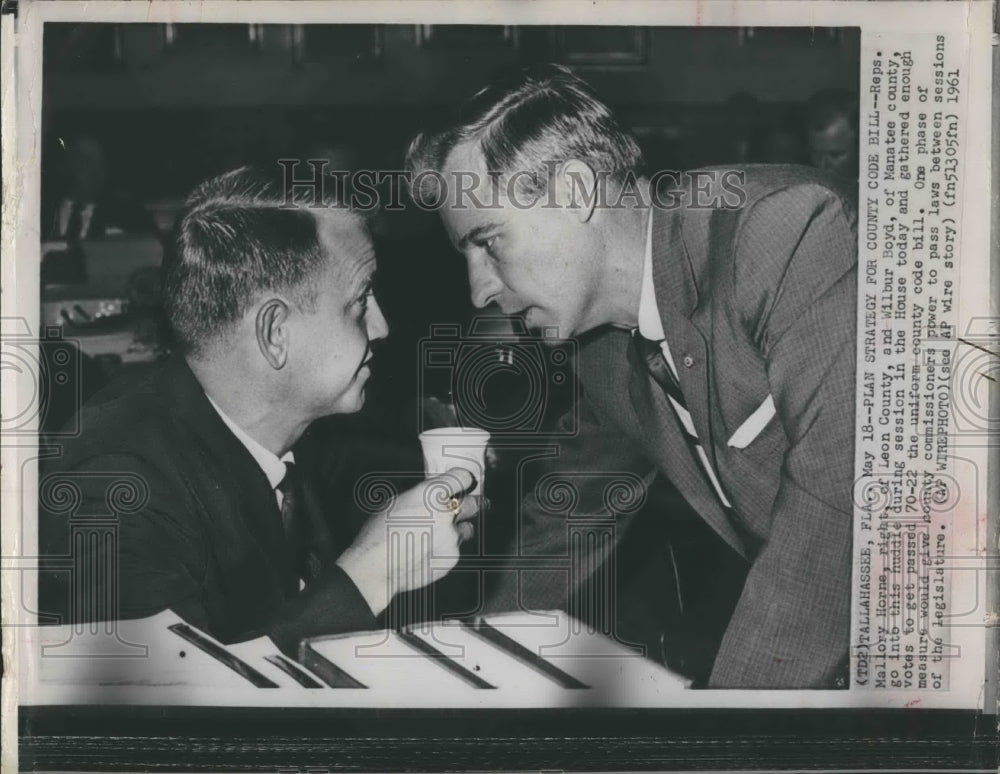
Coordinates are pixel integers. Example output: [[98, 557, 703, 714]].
[[650, 209, 720, 468], [160, 357, 298, 594], [642, 209, 747, 558], [626, 335, 747, 558]]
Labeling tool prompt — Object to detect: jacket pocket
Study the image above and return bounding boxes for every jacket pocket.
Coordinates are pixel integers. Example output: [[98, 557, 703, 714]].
[[726, 394, 776, 449]]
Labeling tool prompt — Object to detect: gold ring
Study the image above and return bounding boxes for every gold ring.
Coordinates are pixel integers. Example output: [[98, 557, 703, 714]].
[[446, 497, 461, 514]]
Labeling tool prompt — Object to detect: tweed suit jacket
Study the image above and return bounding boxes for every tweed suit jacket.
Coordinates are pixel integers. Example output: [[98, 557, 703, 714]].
[[494, 165, 858, 689]]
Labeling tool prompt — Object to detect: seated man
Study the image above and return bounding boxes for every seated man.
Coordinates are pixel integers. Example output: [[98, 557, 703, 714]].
[[39, 166, 477, 653]]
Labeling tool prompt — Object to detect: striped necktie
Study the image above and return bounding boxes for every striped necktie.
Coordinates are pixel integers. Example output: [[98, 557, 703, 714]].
[[632, 331, 733, 511]]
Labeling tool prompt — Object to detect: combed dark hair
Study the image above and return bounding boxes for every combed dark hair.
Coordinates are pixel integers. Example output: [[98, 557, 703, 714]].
[[163, 166, 356, 355], [405, 64, 643, 205]]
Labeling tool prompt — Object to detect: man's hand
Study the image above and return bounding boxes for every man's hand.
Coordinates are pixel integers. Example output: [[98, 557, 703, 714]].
[[335, 467, 482, 616]]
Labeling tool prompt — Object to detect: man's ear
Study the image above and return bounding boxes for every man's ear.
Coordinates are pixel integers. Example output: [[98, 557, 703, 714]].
[[556, 159, 598, 224], [255, 298, 291, 370]]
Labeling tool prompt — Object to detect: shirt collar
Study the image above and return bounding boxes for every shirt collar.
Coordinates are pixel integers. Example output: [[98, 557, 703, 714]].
[[206, 394, 294, 491], [636, 209, 665, 341]]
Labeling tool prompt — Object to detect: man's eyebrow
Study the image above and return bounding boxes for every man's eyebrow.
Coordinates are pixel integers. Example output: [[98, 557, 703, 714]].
[[458, 222, 501, 251], [355, 270, 376, 295], [346, 258, 376, 296]]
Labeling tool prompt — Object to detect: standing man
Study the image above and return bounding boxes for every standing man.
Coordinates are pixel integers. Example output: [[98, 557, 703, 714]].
[[406, 65, 857, 688], [40, 166, 478, 653]]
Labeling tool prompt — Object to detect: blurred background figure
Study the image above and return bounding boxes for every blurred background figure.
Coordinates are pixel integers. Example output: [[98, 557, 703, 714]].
[[41, 132, 161, 286], [805, 88, 859, 186], [42, 133, 160, 243], [751, 104, 806, 165], [39, 133, 166, 432]]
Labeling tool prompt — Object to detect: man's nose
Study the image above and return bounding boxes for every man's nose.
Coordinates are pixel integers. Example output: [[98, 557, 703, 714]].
[[367, 296, 390, 341], [467, 255, 503, 309]]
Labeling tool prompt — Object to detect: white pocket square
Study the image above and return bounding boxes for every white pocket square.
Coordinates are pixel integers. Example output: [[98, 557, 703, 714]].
[[727, 394, 776, 449]]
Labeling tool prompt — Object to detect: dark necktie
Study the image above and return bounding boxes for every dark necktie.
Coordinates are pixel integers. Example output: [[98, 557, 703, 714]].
[[632, 331, 732, 511], [276, 462, 321, 586]]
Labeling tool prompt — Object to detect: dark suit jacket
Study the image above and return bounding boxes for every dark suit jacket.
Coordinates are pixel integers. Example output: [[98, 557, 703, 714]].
[[38, 357, 378, 652], [494, 165, 857, 689]]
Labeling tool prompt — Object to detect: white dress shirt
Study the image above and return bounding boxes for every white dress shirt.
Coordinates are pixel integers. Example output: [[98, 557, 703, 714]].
[[206, 395, 294, 510], [636, 210, 679, 374]]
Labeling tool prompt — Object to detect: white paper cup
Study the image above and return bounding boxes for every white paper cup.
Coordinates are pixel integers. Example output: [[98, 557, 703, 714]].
[[418, 427, 491, 496]]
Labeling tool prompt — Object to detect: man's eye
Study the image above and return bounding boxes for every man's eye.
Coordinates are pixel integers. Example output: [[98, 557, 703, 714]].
[[357, 287, 374, 311], [478, 236, 498, 255]]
